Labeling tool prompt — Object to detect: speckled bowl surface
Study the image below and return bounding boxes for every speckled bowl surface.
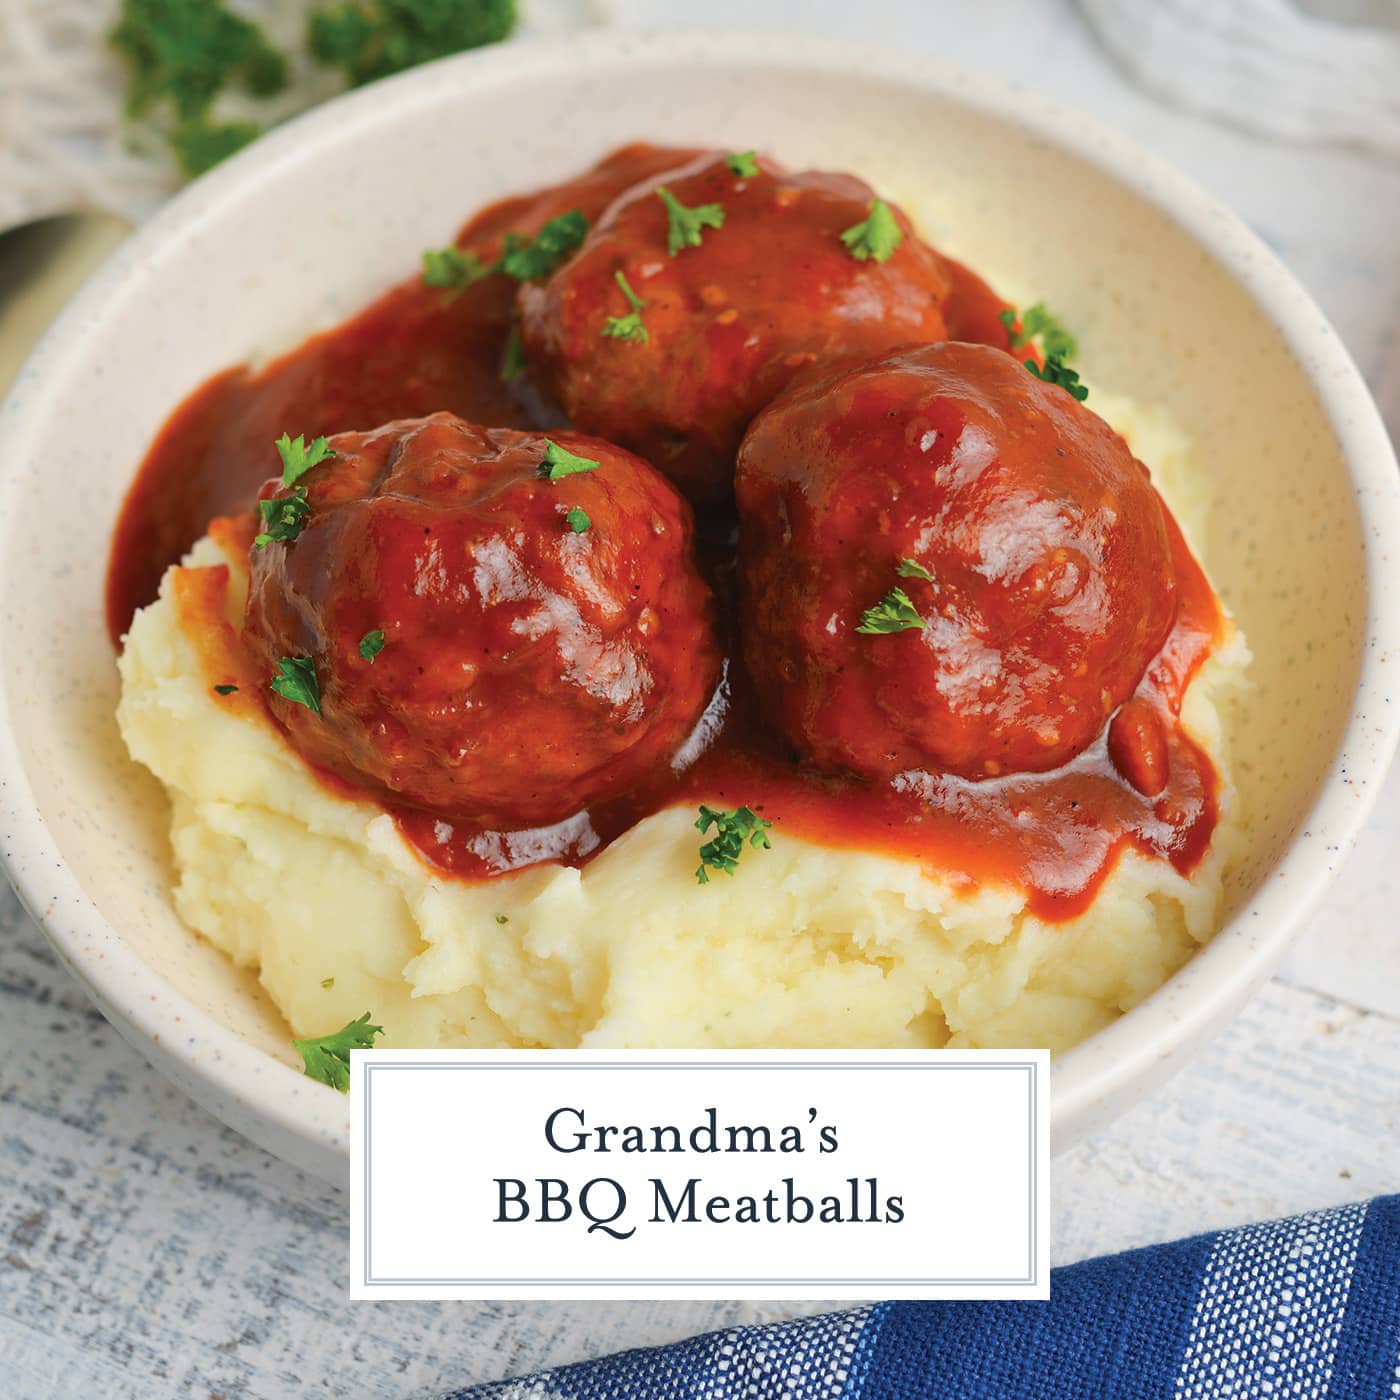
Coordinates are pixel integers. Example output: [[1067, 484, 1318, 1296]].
[[1, 32, 1397, 1186]]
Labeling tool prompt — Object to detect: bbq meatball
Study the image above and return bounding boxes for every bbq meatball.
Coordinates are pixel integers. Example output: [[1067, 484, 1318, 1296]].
[[736, 343, 1178, 781], [518, 151, 953, 507], [243, 412, 722, 827]]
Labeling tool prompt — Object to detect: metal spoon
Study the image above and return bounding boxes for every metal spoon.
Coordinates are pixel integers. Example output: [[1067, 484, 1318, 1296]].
[[0, 211, 132, 399]]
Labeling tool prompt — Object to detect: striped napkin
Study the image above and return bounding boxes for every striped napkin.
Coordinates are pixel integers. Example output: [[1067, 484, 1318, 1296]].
[[445, 1196, 1400, 1398]]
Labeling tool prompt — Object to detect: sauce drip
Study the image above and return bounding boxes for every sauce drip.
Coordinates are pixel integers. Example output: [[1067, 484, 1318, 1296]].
[[109, 148, 1223, 922]]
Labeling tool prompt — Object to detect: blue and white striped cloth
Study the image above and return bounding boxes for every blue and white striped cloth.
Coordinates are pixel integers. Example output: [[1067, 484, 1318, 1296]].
[[445, 1196, 1400, 1398]]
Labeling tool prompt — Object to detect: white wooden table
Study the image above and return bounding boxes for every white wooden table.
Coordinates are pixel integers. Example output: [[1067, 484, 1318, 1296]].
[[2, 2, 1398, 1395]]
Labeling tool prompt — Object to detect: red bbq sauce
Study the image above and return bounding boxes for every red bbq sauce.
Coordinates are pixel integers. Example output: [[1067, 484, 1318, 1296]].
[[109, 145, 1225, 923]]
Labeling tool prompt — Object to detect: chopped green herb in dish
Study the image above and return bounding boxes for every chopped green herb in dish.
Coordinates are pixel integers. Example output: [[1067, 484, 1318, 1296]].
[[565, 506, 592, 534], [254, 486, 312, 549], [656, 186, 725, 255], [213, 684, 238, 695], [421, 245, 489, 292], [839, 198, 902, 263], [726, 149, 759, 178], [602, 270, 648, 344], [424, 211, 586, 298], [1026, 354, 1089, 402], [538, 440, 601, 481], [856, 586, 924, 634], [271, 656, 321, 714], [896, 558, 935, 583], [695, 804, 773, 885], [359, 629, 386, 662], [499, 210, 589, 282], [308, 0, 516, 87], [501, 325, 527, 381], [999, 302, 1078, 362], [321, 976, 335, 989], [292, 1011, 383, 1092], [275, 432, 336, 487]]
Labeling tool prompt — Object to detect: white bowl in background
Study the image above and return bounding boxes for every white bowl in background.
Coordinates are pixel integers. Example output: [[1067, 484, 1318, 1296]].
[[1, 32, 1397, 1186]]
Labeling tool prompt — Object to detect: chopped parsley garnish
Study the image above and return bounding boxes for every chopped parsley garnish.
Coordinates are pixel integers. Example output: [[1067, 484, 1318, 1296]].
[[292, 1012, 383, 1092], [321, 976, 335, 989], [494, 913, 509, 925], [839, 198, 902, 263], [1026, 354, 1089, 402], [656, 186, 725, 256], [308, 0, 516, 87], [275, 432, 336, 487], [856, 587, 924, 634], [538, 440, 601, 481], [422, 244, 489, 292], [213, 684, 238, 695], [726, 149, 759, 178], [270, 656, 321, 714], [602, 269, 648, 344], [170, 119, 263, 176], [359, 629, 385, 662], [253, 486, 311, 549], [110, 0, 288, 176], [999, 302, 1078, 361], [896, 558, 935, 583], [565, 506, 592, 534], [423, 211, 585, 296], [499, 210, 588, 281], [695, 805, 773, 885], [501, 325, 526, 381]]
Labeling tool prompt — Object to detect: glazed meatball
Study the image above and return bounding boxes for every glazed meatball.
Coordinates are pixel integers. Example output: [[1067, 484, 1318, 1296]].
[[519, 151, 953, 507], [243, 412, 722, 827], [736, 343, 1178, 781]]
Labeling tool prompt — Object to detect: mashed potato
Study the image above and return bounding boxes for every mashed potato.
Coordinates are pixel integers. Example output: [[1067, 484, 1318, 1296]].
[[116, 394, 1249, 1055]]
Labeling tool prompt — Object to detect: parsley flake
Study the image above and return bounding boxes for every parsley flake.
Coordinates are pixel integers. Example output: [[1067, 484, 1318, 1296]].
[[359, 629, 385, 662], [253, 485, 311, 549], [501, 325, 526, 381], [656, 185, 725, 255], [308, 0, 516, 87], [856, 587, 924, 634], [565, 506, 591, 534], [275, 432, 336, 488], [321, 976, 335, 989], [213, 684, 238, 695], [726, 149, 759, 178], [499, 210, 589, 281], [171, 119, 262, 175], [999, 303, 1078, 361], [422, 244, 489, 292], [292, 1012, 383, 1092], [695, 805, 773, 885], [539, 440, 601, 481], [270, 656, 321, 714], [1026, 355, 1089, 402], [110, 0, 287, 176], [839, 198, 903, 263], [896, 558, 935, 583], [602, 269, 648, 344], [494, 913, 509, 925]]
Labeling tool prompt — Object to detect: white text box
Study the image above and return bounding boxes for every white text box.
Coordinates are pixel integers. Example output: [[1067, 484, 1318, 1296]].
[[350, 1050, 1049, 1301]]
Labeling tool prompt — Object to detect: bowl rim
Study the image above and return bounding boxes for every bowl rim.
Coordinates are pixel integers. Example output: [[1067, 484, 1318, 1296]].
[[2, 28, 1397, 1174]]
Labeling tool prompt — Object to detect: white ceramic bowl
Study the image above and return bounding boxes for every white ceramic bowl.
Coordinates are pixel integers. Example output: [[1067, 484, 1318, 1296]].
[[2, 32, 1397, 1187]]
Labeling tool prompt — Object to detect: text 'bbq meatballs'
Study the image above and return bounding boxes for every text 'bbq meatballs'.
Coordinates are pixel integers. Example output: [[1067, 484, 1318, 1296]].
[[518, 150, 953, 508], [736, 343, 1179, 782], [243, 413, 722, 828]]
